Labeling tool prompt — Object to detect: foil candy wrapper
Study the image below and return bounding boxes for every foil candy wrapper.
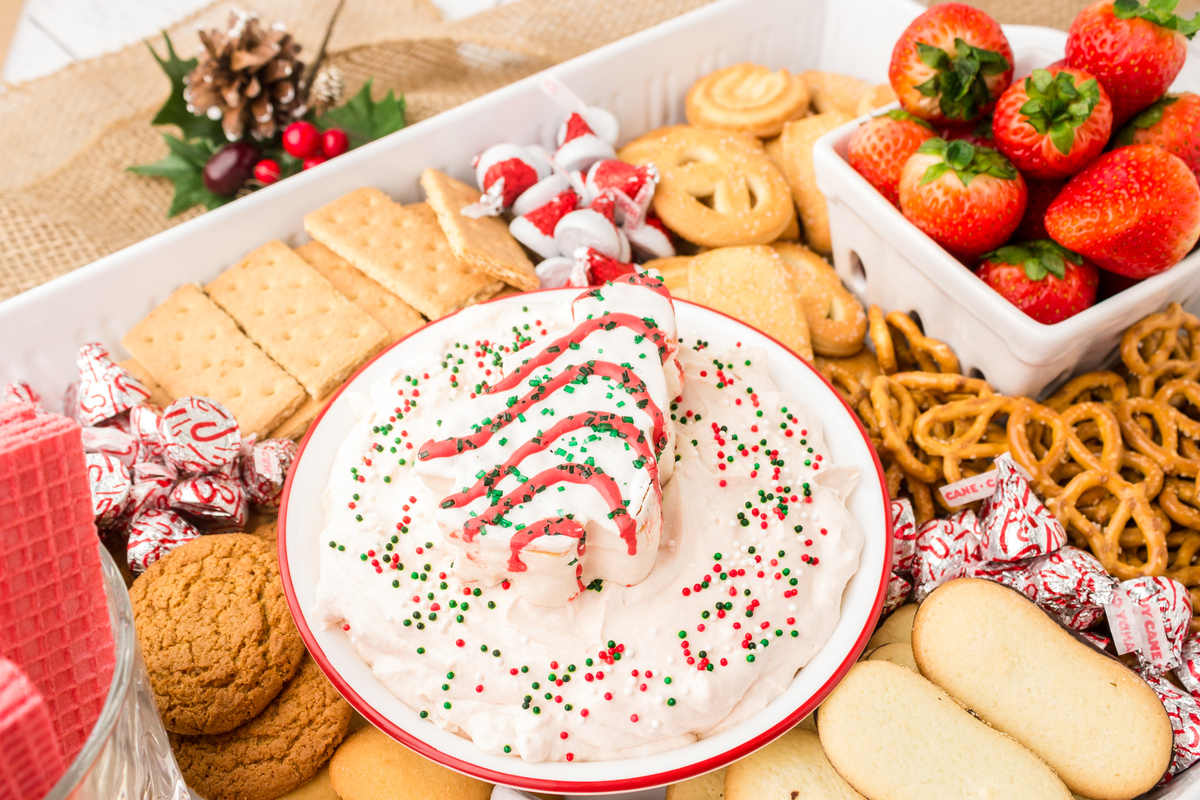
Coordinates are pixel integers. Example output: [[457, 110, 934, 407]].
[[891, 498, 918, 575], [1176, 634, 1200, 696], [240, 438, 297, 509], [74, 342, 150, 425], [126, 509, 200, 574], [883, 572, 912, 615], [1079, 630, 1111, 651], [81, 425, 140, 468], [117, 476, 176, 529], [129, 404, 165, 462], [170, 474, 248, 531], [1024, 546, 1115, 630], [911, 509, 979, 600], [160, 396, 242, 475], [2, 380, 40, 406], [976, 453, 1065, 561], [85, 452, 131, 528], [1145, 674, 1200, 781], [1118, 576, 1193, 675]]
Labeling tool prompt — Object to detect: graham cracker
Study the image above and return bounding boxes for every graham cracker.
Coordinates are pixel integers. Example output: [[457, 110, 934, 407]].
[[420, 168, 539, 292], [268, 392, 333, 441], [121, 284, 306, 437], [294, 241, 425, 342], [304, 188, 502, 319], [118, 358, 173, 408], [205, 240, 390, 400]]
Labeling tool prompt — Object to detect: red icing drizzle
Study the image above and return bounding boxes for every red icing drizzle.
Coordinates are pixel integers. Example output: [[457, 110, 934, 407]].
[[506, 517, 585, 573], [524, 189, 579, 235]]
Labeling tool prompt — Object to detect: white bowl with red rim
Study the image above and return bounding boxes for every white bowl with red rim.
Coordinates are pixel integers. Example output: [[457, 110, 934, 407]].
[[278, 289, 892, 794]]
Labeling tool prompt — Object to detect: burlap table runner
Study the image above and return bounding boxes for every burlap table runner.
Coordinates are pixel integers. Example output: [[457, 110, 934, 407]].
[[1, 0, 1196, 301]]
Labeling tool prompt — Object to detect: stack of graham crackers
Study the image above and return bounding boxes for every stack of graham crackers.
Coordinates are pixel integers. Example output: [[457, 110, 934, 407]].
[[120, 169, 538, 441]]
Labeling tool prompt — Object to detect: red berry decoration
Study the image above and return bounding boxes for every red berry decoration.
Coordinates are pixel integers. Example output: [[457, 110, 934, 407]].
[[253, 159, 282, 185], [977, 239, 1099, 324], [283, 121, 320, 158], [202, 141, 259, 196], [303, 155, 328, 170], [322, 129, 350, 158]]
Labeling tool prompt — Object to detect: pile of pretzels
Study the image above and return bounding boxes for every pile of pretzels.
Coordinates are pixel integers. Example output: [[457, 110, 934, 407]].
[[818, 303, 1200, 631]]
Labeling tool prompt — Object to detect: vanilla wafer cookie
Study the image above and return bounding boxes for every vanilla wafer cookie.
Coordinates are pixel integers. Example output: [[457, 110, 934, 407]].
[[295, 241, 425, 341], [686, 63, 810, 138], [421, 168, 539, 292], [665, 768, 725, 800], [122, 284, 306, 437], [304, 188, 502, 319], [206, 241, 390, 400], [725, 728, 863, 800]]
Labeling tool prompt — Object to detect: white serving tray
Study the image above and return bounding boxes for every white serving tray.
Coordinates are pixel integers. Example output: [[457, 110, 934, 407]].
[[814, 26, 1200, 399], [2, 0, 1194, 796]]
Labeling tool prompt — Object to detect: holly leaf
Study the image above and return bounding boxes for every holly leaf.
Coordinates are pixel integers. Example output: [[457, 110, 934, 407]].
[[127, 133, 230, 217], [316, 78, 407, 146], [144, 33, 225, 142]]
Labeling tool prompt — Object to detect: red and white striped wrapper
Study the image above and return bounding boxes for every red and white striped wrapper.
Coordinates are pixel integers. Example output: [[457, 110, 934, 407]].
[[911, 509, 980, 600], [2, 380, 40, 407], [74, 343, 150, 425], [1115, 576, 1194, 675], [240, 438, 297, 509], [1175, 634, 1200, 697], [159, 396, 241, 475], [1022, 546, 1115, 630], [84, 452, 130, 528], [126, 509, 199, 574], [170, 474, 248, 531], [129, 404, 165, 462], [117, 476, 176, 529], [80, 425, 140, 469], [883, 572, 912, 615], [977, 453, 1065, 561], [1079, 630, 1111, 651], [1145, 674, 1200, 781], [891, 497, 918, 574]]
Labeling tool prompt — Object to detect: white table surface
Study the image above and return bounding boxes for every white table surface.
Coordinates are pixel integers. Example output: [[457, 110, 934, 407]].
[[2, 0, 515, 85]]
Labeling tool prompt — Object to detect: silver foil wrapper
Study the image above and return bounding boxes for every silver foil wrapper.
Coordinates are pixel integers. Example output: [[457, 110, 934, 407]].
[[977, 453, 1065, 561], [85, 452, 131, 528], [159, 396, 242, 475], [1123, 576, 1193, 674], [2, 380, 40, 406], [891, 497, 918, 575], [74, 343, 150, 426], [1145, 674, 1200, 782], [126, 510, 199, 574], [911, 509, 980, 600], [81, 425, 140, 469], [1024, 546, 1116, 630], [240, 438, 297, 509], [170, 474, 248, 531]]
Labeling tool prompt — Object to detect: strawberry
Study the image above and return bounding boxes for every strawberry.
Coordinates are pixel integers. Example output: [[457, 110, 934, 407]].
[[977, 240, 1100, 323], [940, 115, 995, 148], [1066, 0, 1199, 127], [1115, 92, 1200, 183], [889, 3, 1014, 125], [847, 109, 937, 206], [898, 138, 1027, 261], [1014, 177, 1067, 240], [992, 67, 1112, 179], [1045, 144, 1200, 278]]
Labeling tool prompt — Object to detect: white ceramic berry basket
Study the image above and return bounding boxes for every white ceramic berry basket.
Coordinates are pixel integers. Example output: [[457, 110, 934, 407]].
[[1, 0, 1197, 795], [277, 291, 892, 794], [813, 26, 1200, 399]]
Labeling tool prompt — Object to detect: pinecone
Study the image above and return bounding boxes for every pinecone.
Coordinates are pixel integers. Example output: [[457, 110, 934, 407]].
[[310, 66, 345, 113], [184, 11, 306, 141]]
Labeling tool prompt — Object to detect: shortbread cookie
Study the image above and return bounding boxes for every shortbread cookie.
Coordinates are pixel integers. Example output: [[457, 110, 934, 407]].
[[686, 63, 810, 138], [171, 656, 352, 800], [665, 768, 725, 800], [421, 168, 539, 292], [618, 125, 794, 248], [687, 245, 812, 360], [866, 641, 917, 671], [130, 534, 305, 735], [814, 351, 881, 389], [643, 255, 692, 299], [295, 241, 425, 342], [865, 603, 916, 650], [118, 358, 173, 408], [773, 242, 866, 357], [726, 727, 863, 800], [122, 284, 307, 437], [780, 113, 853, 254], [913, 578, 1172, 800], [206, 240, 390, 400], [802, 71, 871, 117], [818, 661, 1072, 800], [856, 84, 897, 117], [304, 188, 502, 319], [328, 725, 492, 800]]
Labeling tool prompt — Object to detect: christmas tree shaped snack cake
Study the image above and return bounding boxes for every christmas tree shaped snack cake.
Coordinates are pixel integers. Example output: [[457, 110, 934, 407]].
[[415, 273, 682, 606]]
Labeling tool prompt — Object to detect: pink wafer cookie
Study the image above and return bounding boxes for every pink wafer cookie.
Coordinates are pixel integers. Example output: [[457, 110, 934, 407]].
[[0, 657, 67, 800], [0, 406, 116, 762]]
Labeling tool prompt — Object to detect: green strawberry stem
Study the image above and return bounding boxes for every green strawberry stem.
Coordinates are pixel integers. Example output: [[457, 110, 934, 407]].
[[879, 108, 936, 130], [1116, 94, 1180, 145], [914, 37, 1010, 121], [1018, 69, 1102, 155], [981, 239, 1083, 281], [1113, 0, 1200, 38], [917, 137, 1018, 187]]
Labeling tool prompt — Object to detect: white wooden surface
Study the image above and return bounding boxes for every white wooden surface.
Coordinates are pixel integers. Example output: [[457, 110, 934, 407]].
[[2, 0, 511, 85]]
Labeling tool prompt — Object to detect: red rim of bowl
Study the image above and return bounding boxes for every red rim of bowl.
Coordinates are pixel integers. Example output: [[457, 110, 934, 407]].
[[278, 289, 894, 793]]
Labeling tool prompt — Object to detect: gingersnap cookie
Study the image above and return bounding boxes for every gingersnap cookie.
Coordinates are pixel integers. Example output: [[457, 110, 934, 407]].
[[130, 533, 305, 735], [618, 125, 794, 248], [171, 655, 352, 800], [686, 63, 810, 138]]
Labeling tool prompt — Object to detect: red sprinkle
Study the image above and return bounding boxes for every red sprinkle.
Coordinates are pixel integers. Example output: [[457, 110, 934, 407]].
[[605, 692, 613, 700], [630, 714, 639, 723], [476, 685, 484, 693], [456, 639, 465, 647], [560, 732, 568, 739], [566, 753, 574, 761]]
